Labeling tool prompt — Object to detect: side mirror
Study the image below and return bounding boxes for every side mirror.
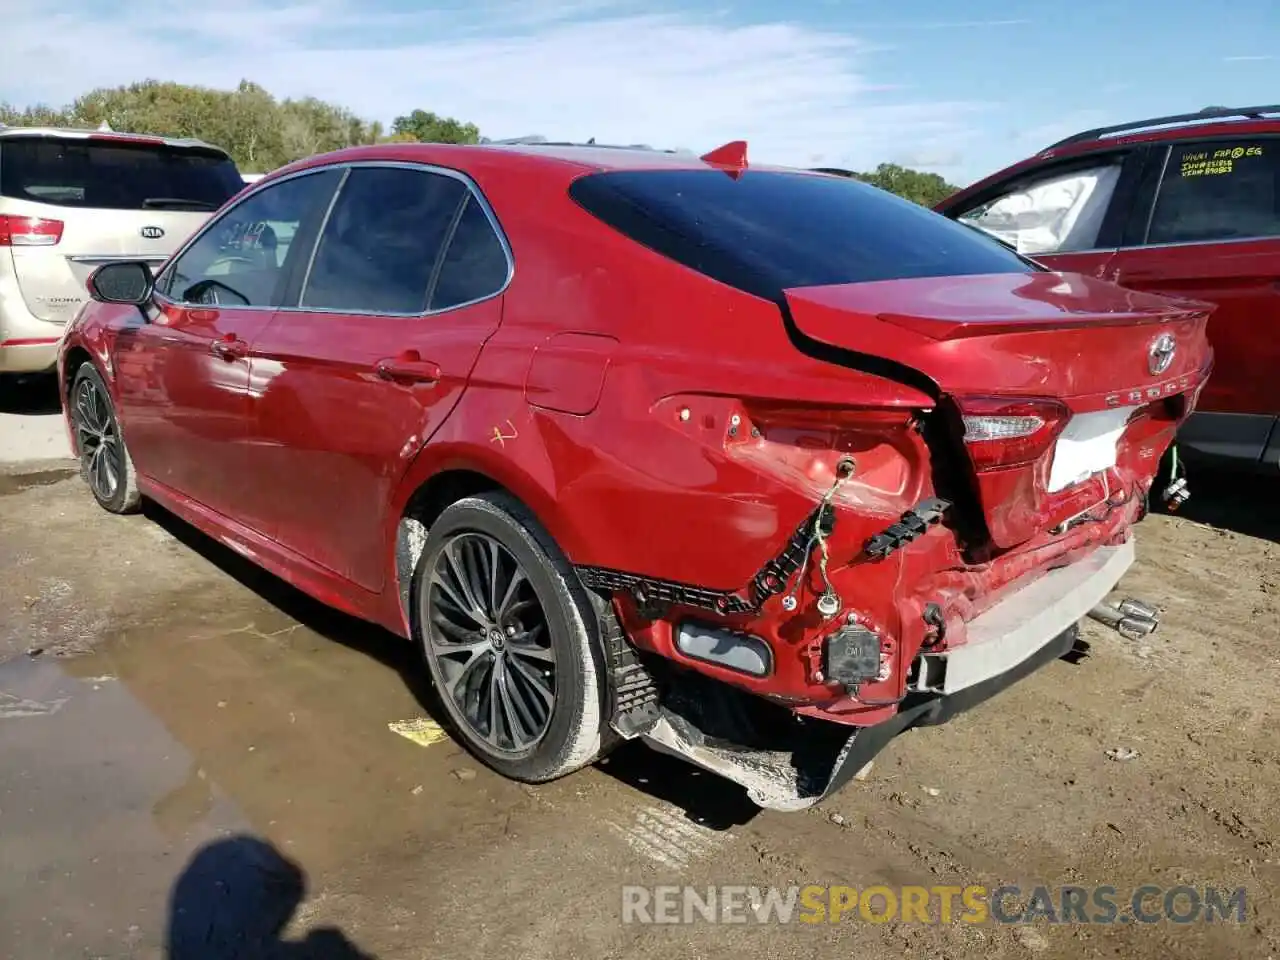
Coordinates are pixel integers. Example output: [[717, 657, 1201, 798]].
[[88, 261, 155, 306]]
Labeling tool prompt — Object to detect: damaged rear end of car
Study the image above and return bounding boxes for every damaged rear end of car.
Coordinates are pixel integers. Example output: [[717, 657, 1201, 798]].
[[561, 163, 1212, 809]]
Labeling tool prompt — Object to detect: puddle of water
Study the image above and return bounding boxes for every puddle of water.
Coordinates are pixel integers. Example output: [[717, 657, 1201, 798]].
[[0, 608, 531, 956], [54, 609, 510, 873], [0, 654, 248, 959], [0, 467, 78, 497], [0, 597, 767, 958]]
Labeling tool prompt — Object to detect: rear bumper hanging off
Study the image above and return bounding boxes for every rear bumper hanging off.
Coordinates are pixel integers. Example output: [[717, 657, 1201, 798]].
[[637, 538, 1135, 811]]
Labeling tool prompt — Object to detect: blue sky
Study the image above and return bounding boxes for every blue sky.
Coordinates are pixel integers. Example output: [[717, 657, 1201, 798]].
[[3, 0, 1277, 183]]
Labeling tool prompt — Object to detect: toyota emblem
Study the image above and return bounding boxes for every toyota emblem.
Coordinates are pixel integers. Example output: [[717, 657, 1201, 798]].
[[140, 225, 165, 239], [1147, 333, 1176, 376]]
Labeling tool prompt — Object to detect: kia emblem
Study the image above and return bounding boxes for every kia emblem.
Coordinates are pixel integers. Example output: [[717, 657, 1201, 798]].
[[140, 225, 165, 240], [1147, 334, 1176, 376]]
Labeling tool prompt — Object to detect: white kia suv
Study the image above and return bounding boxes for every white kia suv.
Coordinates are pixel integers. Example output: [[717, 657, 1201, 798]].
[[0, 126, 243, 375]]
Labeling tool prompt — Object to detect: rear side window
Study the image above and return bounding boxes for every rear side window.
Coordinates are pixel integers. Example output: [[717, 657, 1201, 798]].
[[569, 169, 1036, 301], [430, 195, 510, 310], [0, 136, 241, 211], [301, 166, 467, 315], [1147, 139, 1280, 244]]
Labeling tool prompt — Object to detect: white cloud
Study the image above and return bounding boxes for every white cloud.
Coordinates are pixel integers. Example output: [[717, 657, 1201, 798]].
[[1011, 109, 1112, 152], [1223, 54, 1274, 62], [0, 0, 993, 172], [892, 149, 966, 169], [854, 18, 1033, 30]]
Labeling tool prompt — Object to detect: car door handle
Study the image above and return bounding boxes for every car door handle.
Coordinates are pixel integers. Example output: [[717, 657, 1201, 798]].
[[375, 353, 441, 384], [210, 334, 248, 361]]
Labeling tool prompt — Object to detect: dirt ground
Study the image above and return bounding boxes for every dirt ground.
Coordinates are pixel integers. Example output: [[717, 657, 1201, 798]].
[[1, 412, 1278, 958]]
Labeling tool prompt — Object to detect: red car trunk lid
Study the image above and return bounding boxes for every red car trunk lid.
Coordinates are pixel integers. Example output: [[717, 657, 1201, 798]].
[[783, 272, 1211, 407], [783, 271, 1213, 549]]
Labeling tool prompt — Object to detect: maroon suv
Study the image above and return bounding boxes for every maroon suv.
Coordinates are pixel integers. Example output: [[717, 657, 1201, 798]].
[[935, 104, 1280, 479]]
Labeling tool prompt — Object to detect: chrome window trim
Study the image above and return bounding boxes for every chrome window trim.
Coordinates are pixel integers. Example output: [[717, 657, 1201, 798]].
[[153, 159, 516, 319], [997, 232, 1280, 257], [68, 255, 169, 265], [949, 238, 1116, 258], [287, 160, 515, 318], [1113, 233, 1280, 253], [1019, 230, 1280, 257]]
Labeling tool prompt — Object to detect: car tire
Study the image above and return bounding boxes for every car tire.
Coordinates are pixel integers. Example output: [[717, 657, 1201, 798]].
[[412, 491, 614, 783], [69, 363, 141, 515]]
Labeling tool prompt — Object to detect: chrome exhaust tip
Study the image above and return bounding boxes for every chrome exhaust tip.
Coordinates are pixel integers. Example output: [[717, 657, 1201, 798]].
[[1116, 616, 1158, 640], [1088, 598, 1160, 639], [1117, 598, 1159, 623]]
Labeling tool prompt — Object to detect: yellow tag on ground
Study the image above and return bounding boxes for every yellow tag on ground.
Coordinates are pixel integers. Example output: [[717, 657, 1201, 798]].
[[388, 717, 450, 748]]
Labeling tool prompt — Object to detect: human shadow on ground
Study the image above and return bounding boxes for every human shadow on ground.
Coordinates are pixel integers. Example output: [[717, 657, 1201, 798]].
[[167, 834, 377, 959]]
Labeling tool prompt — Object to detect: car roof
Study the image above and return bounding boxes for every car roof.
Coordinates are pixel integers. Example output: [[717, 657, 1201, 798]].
[[264, 139, 815, 186], [483, 141, 716, 170], [0, 125, 229, 156], [936, 104, 1280, 212], [1043, 103, 1280, 151]]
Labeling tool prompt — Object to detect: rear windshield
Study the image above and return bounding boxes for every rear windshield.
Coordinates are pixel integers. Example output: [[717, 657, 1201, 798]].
[[0, 136, 242, 211], [569, 169, 1039, 300]]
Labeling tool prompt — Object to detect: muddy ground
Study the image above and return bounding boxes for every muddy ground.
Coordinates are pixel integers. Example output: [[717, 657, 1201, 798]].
[[1, 408, 1278, 958]]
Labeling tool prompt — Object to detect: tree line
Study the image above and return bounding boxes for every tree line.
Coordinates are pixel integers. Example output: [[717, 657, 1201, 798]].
[[0, 80, 480, 173], [814, 163, 959, 207], [0, 80, 957, 203]]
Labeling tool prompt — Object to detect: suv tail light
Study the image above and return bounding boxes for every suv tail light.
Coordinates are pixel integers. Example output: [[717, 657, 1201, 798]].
[[0, 215, 64, 247], [957, 396, 1070, 472]]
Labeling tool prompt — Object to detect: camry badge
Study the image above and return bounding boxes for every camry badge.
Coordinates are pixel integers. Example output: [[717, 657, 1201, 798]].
[[1148, 334, 1176, 376], [140, 225, 165, 239]]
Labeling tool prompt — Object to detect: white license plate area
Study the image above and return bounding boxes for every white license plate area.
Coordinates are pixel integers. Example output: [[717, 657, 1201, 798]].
[[1047, 406, 1139, 493]]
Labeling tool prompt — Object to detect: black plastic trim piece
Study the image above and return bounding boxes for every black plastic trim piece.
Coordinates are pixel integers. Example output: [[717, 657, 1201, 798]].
[[818, 625, 1081, 801], [1120, 145, 1169, 247], [591, 592, 661, 738], [577, 565, 754, 615], [863, 497, 952, 560], [577, 501, 834, 616], [579, 494, 956, 619], [747, 501, 834, 609]]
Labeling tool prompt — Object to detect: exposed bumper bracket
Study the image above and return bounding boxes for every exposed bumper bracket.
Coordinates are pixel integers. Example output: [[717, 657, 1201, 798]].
[[910, 539, 1134, 696]]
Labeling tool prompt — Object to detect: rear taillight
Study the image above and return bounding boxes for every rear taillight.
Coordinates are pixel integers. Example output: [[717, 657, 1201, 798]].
[[957, 396, 1070, 471], [0, 215, 64, 247]]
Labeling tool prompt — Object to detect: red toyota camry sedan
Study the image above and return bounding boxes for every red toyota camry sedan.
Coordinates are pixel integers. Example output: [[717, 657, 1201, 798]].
[[58, 140, 1212, 810]]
